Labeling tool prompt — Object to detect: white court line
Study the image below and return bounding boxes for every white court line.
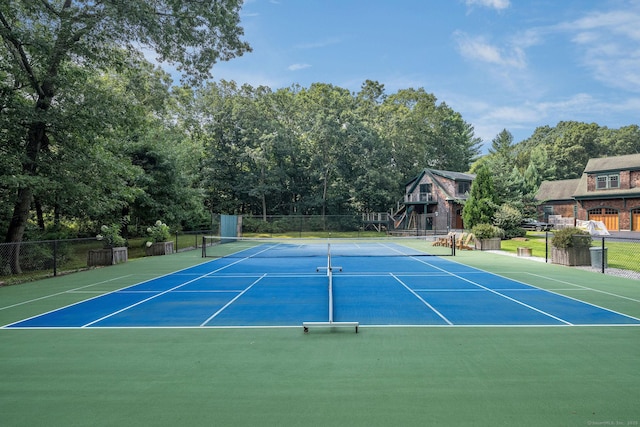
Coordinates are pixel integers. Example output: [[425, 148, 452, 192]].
[[82, 245, 278, 328], [404, 256, 574, 325], [200, 274, 267, 327], [525, 272, 640, 304], [439, 266, 640, 323], [390, 274, 453, 325], [385, 245, 640, 322], [402, 251, 640, 324], [0, 275, 132, 311], [8, 322, 640, 331], [1, 254, 240, 327], [410, 288, 581, 292]]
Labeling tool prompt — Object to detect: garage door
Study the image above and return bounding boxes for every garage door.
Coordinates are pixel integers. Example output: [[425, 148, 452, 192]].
[[632, 208, 640, 231], [588, 208, 619, 231]]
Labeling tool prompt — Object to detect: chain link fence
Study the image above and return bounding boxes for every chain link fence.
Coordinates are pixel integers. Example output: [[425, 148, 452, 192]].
[[0, 238, 98, 282], [241, 215, 367, 235], [0, 215, 386, 285], [0, 230, 219, 285], [7, 216, 636, 284], [544, 233, 640, 280]]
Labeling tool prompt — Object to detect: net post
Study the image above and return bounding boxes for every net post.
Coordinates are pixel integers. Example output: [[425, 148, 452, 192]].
[[304, 243, 356, 333], [328, 268, 334, 323]]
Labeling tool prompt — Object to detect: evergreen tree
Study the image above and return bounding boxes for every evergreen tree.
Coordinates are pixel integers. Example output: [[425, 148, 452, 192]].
[[462, 164, 498, 229]]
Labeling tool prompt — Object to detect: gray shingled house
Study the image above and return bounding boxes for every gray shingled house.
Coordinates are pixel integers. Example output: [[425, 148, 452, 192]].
[[399, 168, 475, 231]]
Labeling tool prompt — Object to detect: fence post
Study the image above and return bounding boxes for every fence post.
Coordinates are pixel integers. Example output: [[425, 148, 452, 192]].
[[601, 237, 605, 274], [53, 240, 58, 277], [545, 232, 549, 263]]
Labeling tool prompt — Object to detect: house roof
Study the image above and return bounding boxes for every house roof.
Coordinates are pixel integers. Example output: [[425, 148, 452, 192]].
[[429, 169, 476, 182], [535, 179, 580, 201], [406, 168, 475, 201], [405, 168, 474, 187], [584, 153, 640, 173], [574, 153, 640, 199], [537, 153, 640, 201]]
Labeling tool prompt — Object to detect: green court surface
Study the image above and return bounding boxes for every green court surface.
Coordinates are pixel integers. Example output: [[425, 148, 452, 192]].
[[1, 249, 639, 426]]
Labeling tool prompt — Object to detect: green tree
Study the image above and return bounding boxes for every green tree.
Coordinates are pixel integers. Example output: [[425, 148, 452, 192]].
[[294, 83, 358, 216], [1, 0, 250, 271], [379, 88, 479, 182], [462, 164, 497, 229], [483, 129, 519, 205]]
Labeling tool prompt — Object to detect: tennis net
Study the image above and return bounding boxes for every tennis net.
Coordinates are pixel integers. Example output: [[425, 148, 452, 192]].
[[201, 234, 458, 259], [303, 243, 359, 333]]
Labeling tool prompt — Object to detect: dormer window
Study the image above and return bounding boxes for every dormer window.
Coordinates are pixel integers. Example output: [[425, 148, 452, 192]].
[[596, 174, 619, 190], [457, 181, 470, 195]]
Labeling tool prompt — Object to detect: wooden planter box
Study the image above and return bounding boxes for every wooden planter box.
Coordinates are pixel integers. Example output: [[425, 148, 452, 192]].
[[474, 237, 501, 251], [551, 246, 591, 266], [517, 247, 532, 257], [88, 247, 128, 266], [145, 241, 174, 256]]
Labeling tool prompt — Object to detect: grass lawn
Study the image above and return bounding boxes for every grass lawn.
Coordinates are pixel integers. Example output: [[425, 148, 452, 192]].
[[500, 232, 548, 258], [500, 232, 640, 272]]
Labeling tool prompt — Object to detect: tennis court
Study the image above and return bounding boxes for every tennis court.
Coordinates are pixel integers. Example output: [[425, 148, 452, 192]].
[[2, 241, 640, 426], [5, 238, 638, 329]]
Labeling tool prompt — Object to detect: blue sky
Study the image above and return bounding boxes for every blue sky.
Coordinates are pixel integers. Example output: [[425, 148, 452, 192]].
[[179, 0, 640, 149]]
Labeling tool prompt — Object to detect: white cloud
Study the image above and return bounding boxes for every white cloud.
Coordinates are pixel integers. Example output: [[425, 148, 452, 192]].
[[465, 0, 510, 10], [549, 8, 640, 92], [288, 63, 311, 71], [448, 93, 610, 144], [294, 37, 342, 49], [454, 32, 526, 68]]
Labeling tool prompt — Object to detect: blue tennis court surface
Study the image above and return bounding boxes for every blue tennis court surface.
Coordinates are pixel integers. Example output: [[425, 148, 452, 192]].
[[4, 241, 640, 329]]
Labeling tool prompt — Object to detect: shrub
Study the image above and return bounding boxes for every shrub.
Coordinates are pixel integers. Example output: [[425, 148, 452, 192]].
[[551, 227, 591, 249], [505, 227, 527, 239], [96, 224, 126, 248], [146, 221, 171, 244], [493, 204, 523, 238], [471, 223, 505, 239]]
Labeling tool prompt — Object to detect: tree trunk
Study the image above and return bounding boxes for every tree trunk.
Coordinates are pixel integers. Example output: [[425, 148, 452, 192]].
[[260, 166, 267, 221], [5, 188, 34, 274], [4, 115, 48, 274], [35, 198, 45, 231], [321, 168, 329, 219]]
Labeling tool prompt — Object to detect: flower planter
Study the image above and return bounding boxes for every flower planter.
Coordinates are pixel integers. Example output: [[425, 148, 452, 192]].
[[145, 241, 174, 256], [88, 247, 128, 266], [474, 237, 501, 251], [551, 246, 591, 266]]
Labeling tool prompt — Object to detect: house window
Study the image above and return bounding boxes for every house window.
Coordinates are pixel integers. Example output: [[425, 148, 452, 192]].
[[596, 174, 619, 189], [419, 184, 432, 201], [457, 181, 470, 195], [588, 208, 618, 215], [605, 208, 617, 215]]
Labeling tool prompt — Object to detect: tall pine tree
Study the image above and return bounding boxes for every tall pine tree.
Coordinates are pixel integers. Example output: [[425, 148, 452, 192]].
[[462, 164, 498, 228]]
